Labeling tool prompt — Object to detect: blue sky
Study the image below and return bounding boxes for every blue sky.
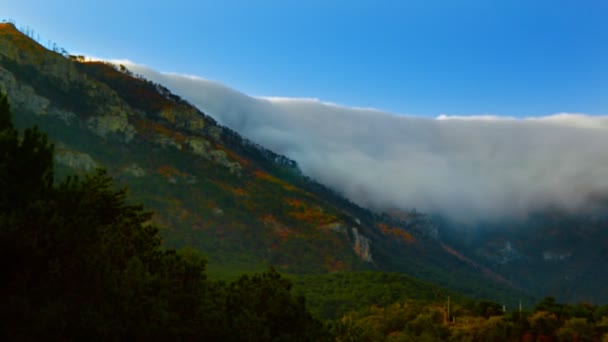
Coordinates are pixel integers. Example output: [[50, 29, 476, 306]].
[[3, 0, 608, 117]]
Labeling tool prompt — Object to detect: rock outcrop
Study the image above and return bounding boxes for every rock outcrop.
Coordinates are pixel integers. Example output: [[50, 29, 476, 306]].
[[351, 227, 373, 262], [55, 149, 98, 171]]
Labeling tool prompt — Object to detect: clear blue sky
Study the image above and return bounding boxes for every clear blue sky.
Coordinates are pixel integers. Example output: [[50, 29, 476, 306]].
[[3, 0, 607, 117]]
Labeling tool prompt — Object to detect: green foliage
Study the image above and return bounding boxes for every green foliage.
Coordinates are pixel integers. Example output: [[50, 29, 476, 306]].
[[2, 25, 543, 305], [556, 317, 594, 342], [328, 295, 608, 342], [292, 271, 465, 320], [225, 268, 331, 341], [0, 88, 11, 129], [3, 28, 608, 341], [0, 56, 96, 115], [0, 90, 54, 211], [535, 296, 561, 314], [474, 300, 504, 318], [0, 94, 327, 339]]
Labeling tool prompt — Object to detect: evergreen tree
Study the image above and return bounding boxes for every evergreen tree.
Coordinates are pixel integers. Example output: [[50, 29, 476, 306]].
[[0, 91, 328, 340], [0, 89, 12, 130]]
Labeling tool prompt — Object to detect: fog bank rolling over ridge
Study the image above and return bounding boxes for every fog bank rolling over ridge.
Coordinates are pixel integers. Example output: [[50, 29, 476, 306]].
[[119, 60, 608, 223]]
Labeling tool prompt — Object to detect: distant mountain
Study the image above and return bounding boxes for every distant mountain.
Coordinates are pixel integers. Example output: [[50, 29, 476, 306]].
[[438, 209, 608, 304], [0, 22, 530, 304]]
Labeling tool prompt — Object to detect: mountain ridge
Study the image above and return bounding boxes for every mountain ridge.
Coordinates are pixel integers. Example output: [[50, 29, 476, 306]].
[[0, 22, 531, 304], [123, 43, 608, 304]]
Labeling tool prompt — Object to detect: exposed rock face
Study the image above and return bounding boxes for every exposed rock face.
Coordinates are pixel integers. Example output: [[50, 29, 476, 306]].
[[543, 251, 572, 261], [319, 222, 346, 234], [212, 207, 224, 216], [87, 114, 136, 142], [188, 138, 241, 175], [155, 135, 182, 150], [209, 149, 241, 175], [0, 23, 246, 177], [188, 137, 211, 157], [123, 163, 147, 178], [48, 107, 77, 124], [0, 66, 49, 115], [496, 241, 522, 265], [54, 149, 98, 171], [160, 105, 205, 132], [0, 66, 77, 124], [351, 227, 373, 262]]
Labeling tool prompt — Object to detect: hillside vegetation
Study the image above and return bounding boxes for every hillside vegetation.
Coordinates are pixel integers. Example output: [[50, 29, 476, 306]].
[[0, 21, 527, 304], [3, 90, 607, 341], [0, 90, 330, 340]]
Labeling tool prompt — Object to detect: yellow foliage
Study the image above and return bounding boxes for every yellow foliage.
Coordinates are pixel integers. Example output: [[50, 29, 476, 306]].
[[157, 165, 187, 178], [378, 223, 415, 243], [287, 198, 337, 226], [254, 170, 297, 191], [323, 256, 348, 272]]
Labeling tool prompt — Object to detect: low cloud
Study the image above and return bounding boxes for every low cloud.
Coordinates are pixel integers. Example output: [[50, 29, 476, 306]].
[[119, 61, 608, 223]]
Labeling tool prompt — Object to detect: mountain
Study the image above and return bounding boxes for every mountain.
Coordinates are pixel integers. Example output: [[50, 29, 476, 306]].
[[115, 52, 608, 304], [438, 209, 608, 304], [0, 22, 531, 304]]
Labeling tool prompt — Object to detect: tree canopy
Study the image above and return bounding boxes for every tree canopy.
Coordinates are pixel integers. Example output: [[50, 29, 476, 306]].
[[0, 90, 328, 340]]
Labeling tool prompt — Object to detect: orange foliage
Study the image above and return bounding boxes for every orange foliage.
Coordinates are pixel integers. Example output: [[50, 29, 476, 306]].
[[291, 210, 336, 226], [286, 198, 337, 226], [253, 170, 297, 191], [157, 165, 187, 178], [214, 182, 249, 198], [134, 119, 187, 144], [282, 183, 297, 191], [0, 23, 50, 62], [286, 198, 304, 207], [378, 223, 416, 243], [218, 147, 251, 167], [440, 242, 512, 286], [261, 214, 277, 225], [230, 187, 248, 197], [253, 170, 267, 178], [80, 60, 179, 113], [275, 228, 291, 240], [323, 256, 348, 272], [261, 214, 292, 240]]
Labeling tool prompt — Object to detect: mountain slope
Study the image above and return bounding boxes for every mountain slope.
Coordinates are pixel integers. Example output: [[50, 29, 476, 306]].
[[0, 23, 527, 303], [438, 210, 608, 304]]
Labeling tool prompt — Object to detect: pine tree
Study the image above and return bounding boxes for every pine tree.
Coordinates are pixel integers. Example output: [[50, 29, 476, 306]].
[[0, 90, 12, 130], [0, 90, 328, 340]]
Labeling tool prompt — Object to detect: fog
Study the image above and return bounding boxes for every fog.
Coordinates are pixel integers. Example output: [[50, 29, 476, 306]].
[[119, 61, 608, 223]]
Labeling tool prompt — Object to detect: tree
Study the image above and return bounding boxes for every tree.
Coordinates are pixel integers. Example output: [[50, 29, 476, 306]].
[[556, 317, 594, 342], [476, 316, 510, 342], [528, 311, 559, 338], [535, 297, 562, 316], [225, 268, 331, 341], [476, 300, 504, 318], [0, 89, 12, 129], [0, 91, 328, 339], [0, 92, 185, 337]]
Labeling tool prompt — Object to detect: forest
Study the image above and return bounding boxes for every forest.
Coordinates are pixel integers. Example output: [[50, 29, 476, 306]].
[[2, 89, 608, 341]]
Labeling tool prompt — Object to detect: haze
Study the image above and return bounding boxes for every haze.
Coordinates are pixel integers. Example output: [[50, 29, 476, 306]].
[[120, 61, 608, 223]]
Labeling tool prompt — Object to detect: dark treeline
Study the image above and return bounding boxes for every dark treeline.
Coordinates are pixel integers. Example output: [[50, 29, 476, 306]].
[[0, 91, 329, 340]]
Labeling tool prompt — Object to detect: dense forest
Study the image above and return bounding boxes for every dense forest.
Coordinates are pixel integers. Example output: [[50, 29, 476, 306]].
[[3, 89, 608, 341], [0, 90, 328, 340]]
